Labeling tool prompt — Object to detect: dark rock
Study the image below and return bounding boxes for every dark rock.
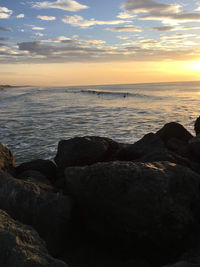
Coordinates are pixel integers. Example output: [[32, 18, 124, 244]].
[[16, 159, 57, 181], [0, 142, 15, 172], [117, 133, 165, 161], [194, 116, 200, 135], [156, 122, 193, 144], [0, 209, 67, 267], [188, 135, 200, 160], [64, 161, 200, 264], [54, 136, 119, 169], [0, 170, 72, 256], [20, 170, 51, 184]]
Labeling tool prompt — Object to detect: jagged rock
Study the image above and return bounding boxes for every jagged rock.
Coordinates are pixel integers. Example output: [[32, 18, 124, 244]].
[[0, 209, 67, 267], [64, 161, 200, 263], [194, 116, 200, 135], [54, 136, 119, 169], [117, 133, 165, 161], [0, 170, 72, 256], [156, 122, 193, 144], [16, 159, 57, 181], [0, 143, 15, 172]]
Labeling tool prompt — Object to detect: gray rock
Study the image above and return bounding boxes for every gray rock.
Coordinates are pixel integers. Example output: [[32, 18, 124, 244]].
[[0, 170, 72, 256], [0, 209, 67, 267], [54, 136, 118, 169], [64, 161, 200, 257]]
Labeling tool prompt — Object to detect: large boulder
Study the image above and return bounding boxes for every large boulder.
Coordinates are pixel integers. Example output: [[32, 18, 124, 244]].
[[156, 122, 193, 144], [0, 143, 15, 172], [16, 159, 57, 181], [117, 133, 165, 161], [194, 116, 200, 135], [64, 161, 200, 262], [0, 209, 67, 267], [54, 136, 119, 169], [0, 170, 72, 256]]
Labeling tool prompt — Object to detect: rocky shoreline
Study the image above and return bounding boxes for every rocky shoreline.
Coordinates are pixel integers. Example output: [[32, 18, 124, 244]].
[[1, 118, 200, 266]]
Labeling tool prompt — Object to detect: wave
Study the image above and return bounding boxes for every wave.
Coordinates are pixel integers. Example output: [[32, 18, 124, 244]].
[[68, 88, 161, 100]]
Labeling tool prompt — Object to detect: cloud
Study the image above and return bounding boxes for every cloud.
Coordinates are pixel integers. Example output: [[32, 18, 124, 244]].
[[0, 37, 9, 41], [34, 32, 44, 37], [0, 27, 11, 31], [0, 6, 13, 19], [16, 14, 24, 18], [32, 0, 88, 12], [121, 0, 200, 24], [62, 15, 131, 28], [32, 27, 45, 30], [37, 15, 56, 21], [117, 36, 130, 40], [117, 12, 135, 19], [122, 0, 181, 14], [109, 25, 142, 32], [153, 25, 200, 32]]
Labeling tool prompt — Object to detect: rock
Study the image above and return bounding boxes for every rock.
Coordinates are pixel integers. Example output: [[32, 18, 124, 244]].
[[0, 209, 67, 267], [16, 159, 57, 181], [64, 161, 200, 263], [0, 170, 72, 256], [117, 133, 165, 161], [156, 122, 193, 144], [54, 136, 119, 169], [194, 116, 200, 135], [188, 135, 200, 160], [0, 142, 15, 172], [19, 170, 51, 185]]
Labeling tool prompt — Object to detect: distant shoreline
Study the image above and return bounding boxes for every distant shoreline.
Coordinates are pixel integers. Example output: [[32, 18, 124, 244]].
[[0, 85, 30, 89]]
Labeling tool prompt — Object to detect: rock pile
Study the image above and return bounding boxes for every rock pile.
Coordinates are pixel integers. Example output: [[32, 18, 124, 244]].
[[1, 118, 200, 266]]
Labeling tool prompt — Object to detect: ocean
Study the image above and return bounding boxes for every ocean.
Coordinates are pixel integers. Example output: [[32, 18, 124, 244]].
[[0, 81, 200, 164]]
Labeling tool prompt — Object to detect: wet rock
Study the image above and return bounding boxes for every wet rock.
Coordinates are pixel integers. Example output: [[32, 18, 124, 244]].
[[0, 170, 72, 256], [16, 159, 57, 181], [194, 116, 200, 135], [0, 143, 15, 172], [117, 133, 165, 161], [156, 122, 193, 144], [0, 209, 67, 267], [64, 161, 200, 263], [54, 136, 119, 169]]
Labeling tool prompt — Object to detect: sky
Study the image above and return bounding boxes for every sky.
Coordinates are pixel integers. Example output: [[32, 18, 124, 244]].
[[0, 0, 200, 86]]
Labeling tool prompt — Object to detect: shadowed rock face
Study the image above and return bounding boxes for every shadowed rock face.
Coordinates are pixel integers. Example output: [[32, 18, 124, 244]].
[[64, 161, 200, 263], [156, 122, 193, 144], [0, 170, 72, 257], [0, 143, 15, 172], [0, 209, 67, 267], [54, 136, 119, 169]]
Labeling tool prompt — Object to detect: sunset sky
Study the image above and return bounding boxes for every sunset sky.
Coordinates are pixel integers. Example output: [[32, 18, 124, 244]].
[[0, 0, 200, 85]]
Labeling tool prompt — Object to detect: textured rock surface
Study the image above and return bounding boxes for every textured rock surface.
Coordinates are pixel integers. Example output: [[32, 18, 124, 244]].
[[54, 136, 118, 169], [0, 209, 67, 267], [64, 161, 200, 259], [0, 170, 72, 256], [0, 143, 15, 172]]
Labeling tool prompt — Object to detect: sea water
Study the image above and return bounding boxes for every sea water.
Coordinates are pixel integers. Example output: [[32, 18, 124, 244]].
[[0, 81, 200, 164]]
